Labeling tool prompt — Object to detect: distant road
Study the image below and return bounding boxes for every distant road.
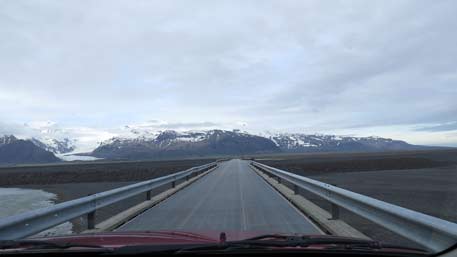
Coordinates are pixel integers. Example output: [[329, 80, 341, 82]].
[[118, 159, 321, 234]]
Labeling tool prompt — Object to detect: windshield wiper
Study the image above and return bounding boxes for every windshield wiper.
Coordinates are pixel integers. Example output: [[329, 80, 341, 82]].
[[247, 234, 385, 247], [0, 239, 110, 252], [111, 234, 428, 255], [178, 234, 384, 251]]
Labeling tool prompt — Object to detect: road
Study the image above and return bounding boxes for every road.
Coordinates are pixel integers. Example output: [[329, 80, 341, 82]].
[[117, 159, 321, 234]]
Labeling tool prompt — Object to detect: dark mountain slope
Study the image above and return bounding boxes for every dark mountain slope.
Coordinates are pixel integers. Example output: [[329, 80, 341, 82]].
[[0, 135, 61, 164]]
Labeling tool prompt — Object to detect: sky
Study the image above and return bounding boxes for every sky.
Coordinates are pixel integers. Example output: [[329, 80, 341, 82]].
[[1, 0, 456, 149]]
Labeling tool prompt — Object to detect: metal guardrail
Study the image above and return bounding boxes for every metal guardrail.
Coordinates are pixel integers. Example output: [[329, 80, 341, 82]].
[[251, 161, 457, 253], [0, 162, 217, 240]]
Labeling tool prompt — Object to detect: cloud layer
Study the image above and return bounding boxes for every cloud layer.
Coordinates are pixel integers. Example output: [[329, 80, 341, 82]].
[[1, 1, 456, 146]]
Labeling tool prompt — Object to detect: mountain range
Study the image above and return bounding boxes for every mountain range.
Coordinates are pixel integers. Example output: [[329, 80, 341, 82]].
[[92, 130, 279, 159], [265, 133, 421, 152], [0, 135, 61, 164], [0, 130, 438, 164], [91, 129, 428, 160]]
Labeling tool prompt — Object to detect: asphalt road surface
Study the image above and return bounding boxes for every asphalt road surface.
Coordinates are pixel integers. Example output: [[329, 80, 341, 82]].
[[118, 159, 321, 234]]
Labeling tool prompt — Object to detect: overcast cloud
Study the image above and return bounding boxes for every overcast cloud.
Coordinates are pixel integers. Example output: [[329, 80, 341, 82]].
[[0, 0, 456, 147]]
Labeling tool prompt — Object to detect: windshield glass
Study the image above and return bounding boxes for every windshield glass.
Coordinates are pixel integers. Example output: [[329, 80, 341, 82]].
[[0, 1, 456, 256]]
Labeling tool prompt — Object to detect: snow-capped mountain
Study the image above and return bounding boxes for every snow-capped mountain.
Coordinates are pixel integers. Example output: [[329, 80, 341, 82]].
[[263, 133, 417, 152], [0, 133, 75, 164], [0, 135, 61, 164], [0, 122, 80, 154], [92, 130, 280, 159], [0, 135, 17, 146], [30, 138, 76, 154], [98, 130, 210, 147], [0, 123, 431, 163], [91, 129, 424, 160]]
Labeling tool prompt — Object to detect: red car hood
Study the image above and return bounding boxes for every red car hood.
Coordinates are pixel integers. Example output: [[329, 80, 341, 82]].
[[10, 231, 428, 255]]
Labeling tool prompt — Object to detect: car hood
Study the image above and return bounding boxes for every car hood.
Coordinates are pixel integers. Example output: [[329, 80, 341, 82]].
[[3, 231, 428, 255]]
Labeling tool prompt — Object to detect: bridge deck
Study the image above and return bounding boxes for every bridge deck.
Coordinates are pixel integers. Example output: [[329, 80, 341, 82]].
[[117, 159, 321, 234]]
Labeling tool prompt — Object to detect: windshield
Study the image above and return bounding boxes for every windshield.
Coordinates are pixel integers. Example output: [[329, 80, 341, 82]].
[[0, 1, 456, 256]]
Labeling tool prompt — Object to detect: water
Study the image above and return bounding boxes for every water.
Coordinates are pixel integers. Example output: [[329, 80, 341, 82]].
[[0, 188, 73, 237], [57, 153, 102, 161]]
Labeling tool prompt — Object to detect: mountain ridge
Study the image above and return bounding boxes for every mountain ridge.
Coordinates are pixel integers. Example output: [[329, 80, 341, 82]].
[[90, 129, 430, 160], [0, 130, 444, 163], [92, 130, 280, 159], [0, 135, 61, 164]]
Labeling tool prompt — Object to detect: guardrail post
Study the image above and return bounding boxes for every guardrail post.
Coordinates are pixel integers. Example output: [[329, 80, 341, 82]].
[[276, 176, 281, 184], [186, 175, 190, 181], [172, 181, 176, 188], [330, 203, 340, 220], [293, 185, 299, 195], [146, 190, 152, 200], [87, 211, 96, 230]]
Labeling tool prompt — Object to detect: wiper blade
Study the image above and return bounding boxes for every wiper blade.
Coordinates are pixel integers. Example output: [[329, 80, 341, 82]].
[[111, 242, 272, 255], [231, 234, 383, 248], [0, 239, 109, 251], [111, 234, 428, 255], [177, 235, 426, 254], [113, 235, 382, 255]]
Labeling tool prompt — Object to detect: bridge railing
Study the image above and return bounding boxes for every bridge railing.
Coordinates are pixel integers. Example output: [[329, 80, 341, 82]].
[[0, 162, 217, 240], [251, 161, 457, 253]]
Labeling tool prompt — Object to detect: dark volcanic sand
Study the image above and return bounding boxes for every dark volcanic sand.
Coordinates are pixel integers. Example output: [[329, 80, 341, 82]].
[[0, 158, 215, 186]]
